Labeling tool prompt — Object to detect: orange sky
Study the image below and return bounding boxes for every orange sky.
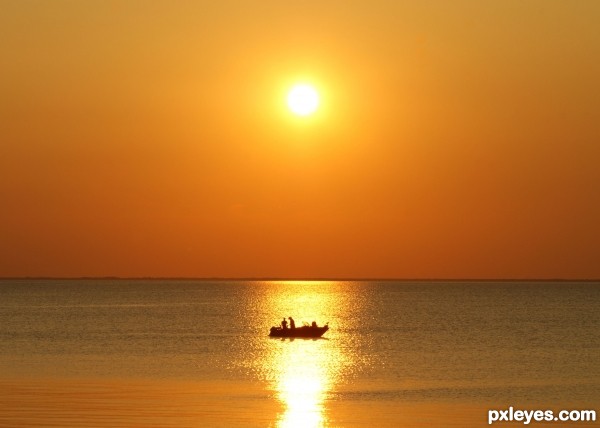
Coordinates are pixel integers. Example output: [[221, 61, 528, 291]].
[[1, 1, 599, 279]]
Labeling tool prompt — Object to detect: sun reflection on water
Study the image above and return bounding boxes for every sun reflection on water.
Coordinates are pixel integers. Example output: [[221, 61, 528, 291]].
[[277, 345, 328, 427], [258, 281, 351, 428]]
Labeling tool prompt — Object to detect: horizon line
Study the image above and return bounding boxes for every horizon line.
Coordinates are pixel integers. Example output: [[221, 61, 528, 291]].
[[0, 276, 598, 282]]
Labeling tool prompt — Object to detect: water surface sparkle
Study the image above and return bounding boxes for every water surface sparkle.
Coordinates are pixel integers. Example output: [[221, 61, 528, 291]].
[[1, 280, 599, 427], [258, 281, 353, 427]]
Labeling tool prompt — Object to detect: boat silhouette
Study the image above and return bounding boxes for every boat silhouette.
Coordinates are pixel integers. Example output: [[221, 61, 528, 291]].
[[269, 323, 329, 338]]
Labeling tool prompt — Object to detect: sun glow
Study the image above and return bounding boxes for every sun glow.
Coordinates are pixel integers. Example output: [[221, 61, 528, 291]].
[[287, 84, 320, 116]]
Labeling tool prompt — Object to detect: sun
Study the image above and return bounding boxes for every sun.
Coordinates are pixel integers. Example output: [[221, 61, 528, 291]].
[[287, 84, 319, 116]]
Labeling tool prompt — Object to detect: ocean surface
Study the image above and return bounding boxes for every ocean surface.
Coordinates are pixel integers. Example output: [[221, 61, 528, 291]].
[[1, 279, 599, 427]]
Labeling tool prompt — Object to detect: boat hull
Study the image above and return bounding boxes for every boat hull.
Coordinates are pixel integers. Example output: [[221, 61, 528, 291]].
[[269, 325, 329, 338]]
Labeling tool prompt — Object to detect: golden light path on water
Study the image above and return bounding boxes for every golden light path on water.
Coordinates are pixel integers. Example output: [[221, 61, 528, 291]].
[[258, 281, 353, 428], [276, 340, 329, 427]]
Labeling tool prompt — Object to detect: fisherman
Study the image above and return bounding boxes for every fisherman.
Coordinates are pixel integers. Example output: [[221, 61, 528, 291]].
[[288, 316, 296, 329], [281, 317, 288, 330], [311, 321, 317, 328]]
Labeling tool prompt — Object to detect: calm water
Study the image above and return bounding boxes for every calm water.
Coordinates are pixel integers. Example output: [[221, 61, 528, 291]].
[[1, 280, 599, 427]]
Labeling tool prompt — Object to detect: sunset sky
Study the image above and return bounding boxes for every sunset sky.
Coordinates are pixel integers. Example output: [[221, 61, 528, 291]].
[[1, 1, 599, 279]]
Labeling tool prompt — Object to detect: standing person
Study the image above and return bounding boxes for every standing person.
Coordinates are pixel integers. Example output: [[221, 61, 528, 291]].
[[288, 317, 296, 329], [281, 317, 288, 330]]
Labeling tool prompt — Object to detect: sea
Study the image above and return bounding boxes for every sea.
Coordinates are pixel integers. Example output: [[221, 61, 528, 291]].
[[0, 279, 599, 427]]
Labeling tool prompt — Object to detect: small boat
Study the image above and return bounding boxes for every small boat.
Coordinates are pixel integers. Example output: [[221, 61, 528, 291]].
[[269, 324, 329, 338]]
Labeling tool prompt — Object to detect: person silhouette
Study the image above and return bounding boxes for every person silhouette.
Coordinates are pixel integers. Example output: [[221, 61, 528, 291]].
[[288, 316, 296, 329], [281, 317, 288, 330]]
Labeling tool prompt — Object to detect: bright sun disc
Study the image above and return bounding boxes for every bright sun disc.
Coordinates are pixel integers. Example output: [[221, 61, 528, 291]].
[[287, 84, 319, 116]]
